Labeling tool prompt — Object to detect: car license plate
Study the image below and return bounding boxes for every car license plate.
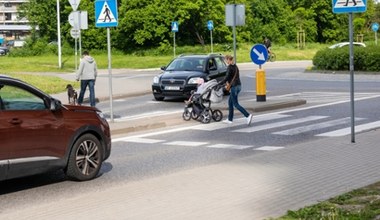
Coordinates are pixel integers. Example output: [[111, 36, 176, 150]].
[[165, 86, 180, 90]]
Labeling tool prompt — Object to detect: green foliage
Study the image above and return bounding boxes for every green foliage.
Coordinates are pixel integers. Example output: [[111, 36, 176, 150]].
[[313, 46, 380, 71], [13, 0, 380, 55], [354, 17, 366, 34], [8, 38, 74, 57]]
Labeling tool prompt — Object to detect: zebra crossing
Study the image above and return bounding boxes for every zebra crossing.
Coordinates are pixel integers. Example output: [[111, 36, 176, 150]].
[[113, 112, 380, 151], [269, 92, 380, 104]]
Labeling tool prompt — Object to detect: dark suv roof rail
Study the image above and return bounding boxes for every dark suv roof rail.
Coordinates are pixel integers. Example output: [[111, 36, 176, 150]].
[[208, 53, 223, 56], [178, 53, 198, 57]]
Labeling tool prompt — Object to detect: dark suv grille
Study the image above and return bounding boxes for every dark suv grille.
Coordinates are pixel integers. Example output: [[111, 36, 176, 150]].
[[161, 79, 186, 86]]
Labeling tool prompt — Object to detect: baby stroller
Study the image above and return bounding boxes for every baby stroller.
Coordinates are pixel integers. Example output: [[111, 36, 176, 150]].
[[182, 79, 224, 123]]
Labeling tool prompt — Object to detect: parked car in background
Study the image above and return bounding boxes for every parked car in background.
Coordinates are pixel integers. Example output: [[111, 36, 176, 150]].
[[6, 40, 25, 48], [152, 54, 227, 101], [0, 46, 9, 56], [328, 42, 366, 49], [0, 75, 111, 181]]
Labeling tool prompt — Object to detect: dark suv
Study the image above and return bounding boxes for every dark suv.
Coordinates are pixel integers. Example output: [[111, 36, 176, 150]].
[[0, 75, 111, 181], [152, 54, 227, 101]]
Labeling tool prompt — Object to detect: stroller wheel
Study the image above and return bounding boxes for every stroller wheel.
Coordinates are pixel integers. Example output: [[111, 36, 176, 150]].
[[212, 109, 223, 122], [200, 110, 211, 124], [191, 110, 199, 120], [182, 109, 191, 121]]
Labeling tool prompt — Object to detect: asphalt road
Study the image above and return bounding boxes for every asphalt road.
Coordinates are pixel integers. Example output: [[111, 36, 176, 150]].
[[2, 61, 380, 219]]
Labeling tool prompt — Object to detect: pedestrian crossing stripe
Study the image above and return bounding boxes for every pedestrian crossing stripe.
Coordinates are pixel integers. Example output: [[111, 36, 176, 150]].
[[317, 120, 380, 137], [116, 137, 164, 144], [165, 141, 208, 147], [233, 116, 328, 133], [207, 144, 253, 150], [95, 0, 118, 28], [273, 117, 364, 136], [254, 146, 284, 151]]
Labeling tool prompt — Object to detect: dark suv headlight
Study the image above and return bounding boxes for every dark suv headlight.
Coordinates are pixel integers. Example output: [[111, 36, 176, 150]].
[[188, 77, 202, 85], [153, 76, 160, 84]]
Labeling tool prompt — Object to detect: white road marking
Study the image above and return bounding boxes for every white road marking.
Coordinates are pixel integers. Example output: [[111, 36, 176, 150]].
[[317, 121, 380, 137], [273, 117, 365, 135], [113, 137, 164, 144], [112, 93, 380, 139], [207, 144, 253, 150], [193, 114, 291, 131], [165, 141, 208, 147], [233, 116, 328, 133], [254, 146, 285, 151]]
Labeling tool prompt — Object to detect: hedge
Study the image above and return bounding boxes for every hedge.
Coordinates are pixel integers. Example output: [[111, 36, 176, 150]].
[[312, 46, 380, 72]]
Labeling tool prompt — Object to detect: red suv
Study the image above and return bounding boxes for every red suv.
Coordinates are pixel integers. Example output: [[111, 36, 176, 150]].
[[0, 75, 111, 181]]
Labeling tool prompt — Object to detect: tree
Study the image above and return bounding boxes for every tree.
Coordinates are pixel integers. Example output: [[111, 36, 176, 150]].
[[293, 7, 317, 42], [115, 0, 229, 51], [18, 0, 67, 42], [244, 0, 295, 44]]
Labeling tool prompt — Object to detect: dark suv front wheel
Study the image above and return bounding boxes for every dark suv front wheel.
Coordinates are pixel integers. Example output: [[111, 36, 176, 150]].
[[66, 134, 103, 181]]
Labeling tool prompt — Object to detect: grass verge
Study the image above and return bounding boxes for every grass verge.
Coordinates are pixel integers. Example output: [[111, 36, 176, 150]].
[[272, 182, 380, 220]]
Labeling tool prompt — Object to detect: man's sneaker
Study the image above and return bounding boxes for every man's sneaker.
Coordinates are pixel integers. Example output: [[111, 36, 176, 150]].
[[223, 119, 233, 124], [246, 114, 253, 125]]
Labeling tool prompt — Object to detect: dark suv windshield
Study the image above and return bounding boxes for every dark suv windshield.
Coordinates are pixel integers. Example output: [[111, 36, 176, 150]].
[[166, 57, 206, 72]]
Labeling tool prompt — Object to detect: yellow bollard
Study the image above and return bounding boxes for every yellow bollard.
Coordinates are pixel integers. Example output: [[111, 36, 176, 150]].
[[256, 68, 266, 102]]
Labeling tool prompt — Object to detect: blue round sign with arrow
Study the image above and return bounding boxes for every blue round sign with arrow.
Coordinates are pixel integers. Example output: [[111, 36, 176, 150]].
[[250, 44, 268, 65]]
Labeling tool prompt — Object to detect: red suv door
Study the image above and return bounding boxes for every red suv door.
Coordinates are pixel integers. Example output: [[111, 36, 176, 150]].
[[0, 83, 67, 172]]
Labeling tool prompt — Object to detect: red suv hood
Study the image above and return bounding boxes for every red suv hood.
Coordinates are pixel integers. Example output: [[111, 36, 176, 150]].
[[63, 104, 99, 112]]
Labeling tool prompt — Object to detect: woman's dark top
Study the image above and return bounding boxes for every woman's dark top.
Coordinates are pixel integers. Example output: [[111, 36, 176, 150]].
[[219, 64, 241, 87]]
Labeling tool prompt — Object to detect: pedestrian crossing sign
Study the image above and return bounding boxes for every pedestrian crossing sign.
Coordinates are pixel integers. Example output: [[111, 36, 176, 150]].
[[95, 0, 118, 27], [332, 0, 367, 14], [171, 22, 179, 32]]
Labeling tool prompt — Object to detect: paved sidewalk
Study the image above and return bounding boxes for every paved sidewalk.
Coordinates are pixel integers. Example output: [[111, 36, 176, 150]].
[[1, 128, 379, 219]]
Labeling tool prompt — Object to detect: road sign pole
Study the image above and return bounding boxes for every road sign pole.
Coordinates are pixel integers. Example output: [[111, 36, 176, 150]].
[[233, 4, 237, 64], [173, 32, 176, 57], [79, 12, 82, 59], [349, 12, 355, 143], [210, 30, 213, 53], [75, 37, 78, 70], [107, 27, 114, 122], [376, 31, 378, 45], [56, 0, 62, 69]]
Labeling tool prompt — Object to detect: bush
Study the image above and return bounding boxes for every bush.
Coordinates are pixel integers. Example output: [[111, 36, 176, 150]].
[[312, 45, 380, 71]]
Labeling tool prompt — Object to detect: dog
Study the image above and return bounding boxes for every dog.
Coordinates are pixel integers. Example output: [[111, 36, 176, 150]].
[[66, 84, 78, 105]]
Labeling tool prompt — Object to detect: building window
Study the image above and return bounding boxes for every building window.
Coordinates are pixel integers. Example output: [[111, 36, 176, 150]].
[[5, 13, 11, 21], [4, 3, 11, 7]]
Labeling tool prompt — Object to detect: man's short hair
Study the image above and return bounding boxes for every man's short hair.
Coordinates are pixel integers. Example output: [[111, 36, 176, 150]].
[[83, 51, 89, 56]]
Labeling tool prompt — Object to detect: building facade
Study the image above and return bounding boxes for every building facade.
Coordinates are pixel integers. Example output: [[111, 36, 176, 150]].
[[0, 0, 32, 45]]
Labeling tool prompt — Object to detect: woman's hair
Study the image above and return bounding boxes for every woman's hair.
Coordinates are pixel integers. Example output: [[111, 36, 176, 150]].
[[225, 55, 234, 61]]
